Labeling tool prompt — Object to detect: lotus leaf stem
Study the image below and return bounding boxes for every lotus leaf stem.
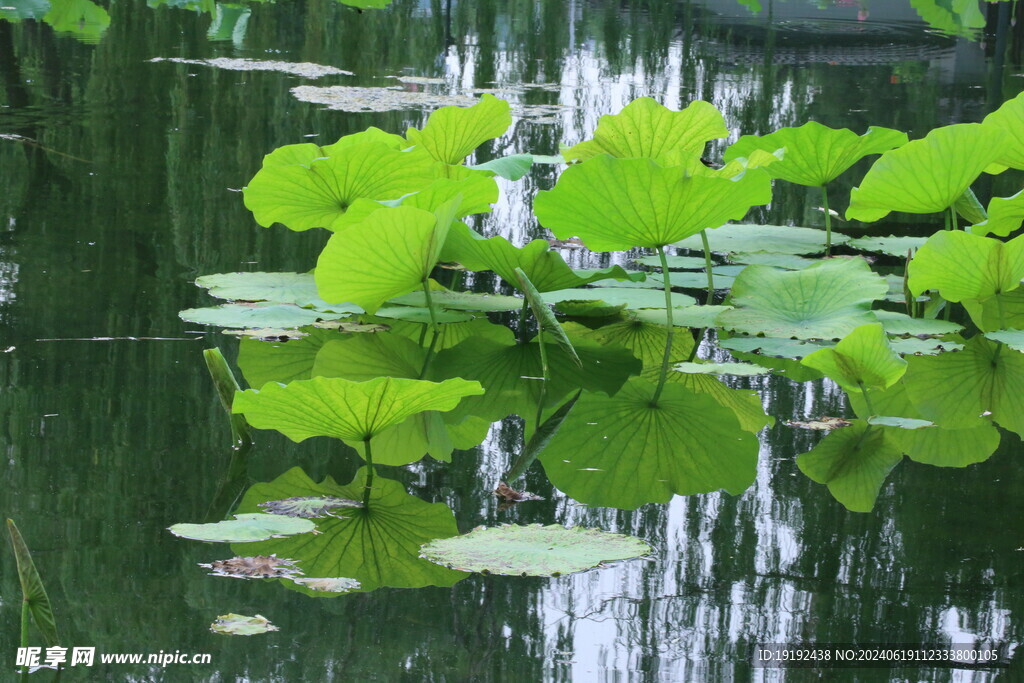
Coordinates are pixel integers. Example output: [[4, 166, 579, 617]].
[[20, 597, 29, 662], [700, 230, 715, 305], [422, 279, 439, 334], [821, 185, 832, 257], [949, 205, 958, 231], [518, 297, 529, 343], [535, 325, 549, 429], [362, 437, 375, 507], [651, 246, 675, 405], [858, 381, 876, 417]]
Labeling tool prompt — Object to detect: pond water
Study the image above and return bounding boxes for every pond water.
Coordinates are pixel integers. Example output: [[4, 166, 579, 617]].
[[2, 0, 1024, 680]]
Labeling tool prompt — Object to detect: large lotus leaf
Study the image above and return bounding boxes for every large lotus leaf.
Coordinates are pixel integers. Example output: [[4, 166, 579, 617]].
[[440, 222, 644, 292], [180, 303, 351, 329], [538, 378, 758, 508], [232, 467, 465, 592], [632, 254, 710, 270], [420, 524, 650, 576], [848, 382, 1000, 467], [404, 94, 511, 165], [237, 328, 339, 387], [907, 230, 1024, 302], [632, 306, 735, 328], [982, 90, 1024, 172], [796, 421, 903, 512], [717, 258, 886, 339], [846, 124, 1007, 222], [168, 513, 315, 543], [873, 310, 963, 337], [903, 335, 1024, 436], [432, 333, 640, 424], [562, 97, 728, 165], [847, 235, 929, 256], [972, 189, 1024, 237], [331, 175, 499, 231], [374, 306, 473, 324], [963, 289, 1024, 332], [672, 373, 773, 433], [232, 375, 484, 442], [724, 122, 907, 187], [388, 289, 522, 312], [673, 223, 850, 255], [727, 252, 817, 269], [534, 156, 772, 251], [540, 287, 695, 309], [244, 141, 440, 231], [194, 271, 360, 312], [316, 204, 452, 314], [801, 323, 906, 393]]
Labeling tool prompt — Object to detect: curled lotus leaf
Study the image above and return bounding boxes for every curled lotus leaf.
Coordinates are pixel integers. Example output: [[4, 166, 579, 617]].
[[972, 188, 1024, 237], [419, 524, 651, 576], [258, 496, 362, 518], [563, 97, 728, 165], [534, 155, 772, 251], [907, 230, 1024, 302], [168, 513, 315, 543], [982, 90, 1024, 172], [846, 124, 1007, 223], [724, 121, 907, 187], [199, 555, 302, 579], [290, 577, 361, 593], [800, 323, 907, 394], [404, 94, 512, 165], [210, 614, 279, 636]]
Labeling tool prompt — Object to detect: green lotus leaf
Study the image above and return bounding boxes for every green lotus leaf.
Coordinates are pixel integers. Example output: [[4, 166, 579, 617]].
[[538, 378, 758, 508], [232, 375, 484, 442], [210, 614, 279, 636], [887, 337, 964, 355], [673, 223, 850, 255], [717, 336, 830, 359], [902, 335, 1024, 435], [724, 122, 907, 187], [374, 306, 474, 324], [404, 94, 511, 165], [962, 288, 1024, 331], [44, 0, 109, 42], [632, 305, 734, 328], [873, 310, 963, 337], [331, 175, 498, 231], [244, 141, 440, 231], [237, 328, 339, 387], [954, 187, 988, 224], [985, 329, 1024, 351], [846, 124, 1007, 222], [632, 254, 710, 270], [540, 286, 695, 309], [168, 513, 315, 543], [6, 520, 59, 648], [866, 416, 934, 430], [676, 373, 774, 433], [849, 381, 1000, 467], [800, 323, 906, 393], [553, 300, 628, 317], [420, 524, 650, 576], [796, 420, 903, 512], [440, 222, 645, 292], [648, 271, 737, 290], [534, 156, 772, 251], [562, 97, 728, 165], [847, 235, 929, 256], [726, 252, 817, 269], [981, 90, 1024, 172], [232, 467, 465, 592], [368, 315, 511, 352], [194, 272, 350, 311], [179, 303, 351, 329], [466, 154, 534, 180], [673, 362, 771, 376], [972, 188, 1024, 237], [316, 203, 455, 314], [388, 289, 523, 312], [717, 258, 887, 339], [907, 230, 1024, 302]]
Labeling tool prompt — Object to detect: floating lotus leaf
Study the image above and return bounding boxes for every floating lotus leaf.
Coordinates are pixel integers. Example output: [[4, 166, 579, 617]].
[[724, 122, 906, 186], [316, 204, 454, 314], [374, 306, 474, 324], [873, 310, 963, 337], [972, 189, 1024, 237], [331, 175, 499, 231], [903, 335, 1024, 436], [440, 222, 645, 292], [232, 375, 484, 442], [846, 124, 1007, 222], [223, 327, 310, 341], [179, 303, 351, 329], [419, 524, 650, 576], [847, 235, 929, 256], [717, 336, 830, 359], [210, 614, 279, 636], [727, 252, 817, 269], [388, 289, 523, 312], [554, 300, 628, 317], [404, 94, 511, 165], [673, 223, 850, 255], [168, 513, 315, 543], [290, 577, 361, 594], [797, 420, 903, 512], [982, 90, 1024, 172], [149, 57, 354, 78], [648, 271, 737, 290], [866, 416, 934, 430], [887, 337, 963, 355], [257, 496, 361, 518], [540, 287, 695, 309], [986, 330, 1024, 351], [672, 362, 771, 376], [534, 156, 772, 251], [466, 154, 534, 180], [237, 328, 338, 388], [632, 305, 734, 328], [907, 230, 1024, 303], [848, 382, 999, 467], [199, 555, 302, 579], [800, 323, 906, 393], [632, 254, 709, 270], [244, 141, 439, 231], [538, 378, 759, 508], [232, 468, 466, 592], [717, 258, 887, 339], [562, 97, 728, 165], [193, 272, 362, 313]]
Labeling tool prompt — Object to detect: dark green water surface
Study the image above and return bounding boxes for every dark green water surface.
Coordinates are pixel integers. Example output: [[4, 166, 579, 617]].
[[2, 0, 1023, 680]]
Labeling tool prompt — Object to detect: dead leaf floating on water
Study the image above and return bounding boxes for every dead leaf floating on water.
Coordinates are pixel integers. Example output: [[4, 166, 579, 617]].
[[199, 555, 302, 580], [149, 57, 353, 79], [785, 416, 852, 431], [210, 613, 279, 636], [494, 482, 544, 504], [291, 577, 361, 593]]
